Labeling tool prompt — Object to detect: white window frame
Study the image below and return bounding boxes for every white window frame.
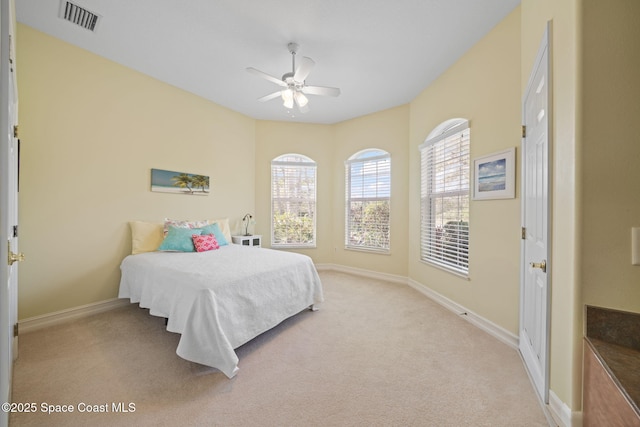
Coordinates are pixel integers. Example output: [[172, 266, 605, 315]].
[[345, 149, 391, 253], [271, 154, 317, 248], [419, 119, 470, 276]]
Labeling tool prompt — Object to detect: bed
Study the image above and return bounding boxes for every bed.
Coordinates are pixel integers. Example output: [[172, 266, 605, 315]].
[[118, 243, 324, 378]]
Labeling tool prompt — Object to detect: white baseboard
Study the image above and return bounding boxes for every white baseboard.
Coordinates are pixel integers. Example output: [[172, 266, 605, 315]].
[[19, 298, 130, 334], [407, 278, 519, 350], [18, 264, 402, 335], [22, 264, 576, 426], [403, 274, 580, 427], [21, 266, 516, 351], [315, 263, 518, 350], [327, 267, 574, 425], [315, 263, 408, 285], [548, 390, 581, 427]]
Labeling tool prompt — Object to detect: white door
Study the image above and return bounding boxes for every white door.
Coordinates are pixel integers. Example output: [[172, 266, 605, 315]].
[[520, 23, 551, 404], [0, 0, 20, 425]]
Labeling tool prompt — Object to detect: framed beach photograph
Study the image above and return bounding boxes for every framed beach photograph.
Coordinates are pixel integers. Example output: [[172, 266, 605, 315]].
[[151, 168, 210, 195], [472, 148, 515, 200]]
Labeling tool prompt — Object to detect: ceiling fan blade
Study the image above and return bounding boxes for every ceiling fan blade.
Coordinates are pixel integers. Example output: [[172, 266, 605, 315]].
[[246, 67, 287, 87], [293, 57, 315, 82], [257, 91, 283, 102], [302, 85, 341, 97]]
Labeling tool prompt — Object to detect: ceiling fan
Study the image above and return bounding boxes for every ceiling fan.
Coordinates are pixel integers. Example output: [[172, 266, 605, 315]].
[[246, 43, 340, 113]]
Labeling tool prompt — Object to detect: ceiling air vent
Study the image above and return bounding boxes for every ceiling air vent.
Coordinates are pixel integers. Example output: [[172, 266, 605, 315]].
[[59, 1, 101, 32]]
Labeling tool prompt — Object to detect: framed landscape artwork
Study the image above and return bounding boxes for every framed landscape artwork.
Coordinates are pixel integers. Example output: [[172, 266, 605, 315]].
[[472, 148, 515, 200], [151, 168, 210, 195]]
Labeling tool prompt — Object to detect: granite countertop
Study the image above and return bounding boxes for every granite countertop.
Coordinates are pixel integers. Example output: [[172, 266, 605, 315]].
[[585, 305, 640, 416]]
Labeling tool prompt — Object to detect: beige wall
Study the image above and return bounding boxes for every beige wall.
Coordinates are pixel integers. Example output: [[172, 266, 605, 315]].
[[578, 0, 640, 417], [17, 25, 256, 319], [254, 104, 410, 277], [580, 0, 640, 313], [408, 8, 522, 333], [333, 105, 410, 276], [254, 121, 335, 264]]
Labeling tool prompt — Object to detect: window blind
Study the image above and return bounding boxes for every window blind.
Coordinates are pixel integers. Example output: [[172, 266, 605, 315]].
[[345, 150, 391, 251], [271, 154, 316, 247], [420, 122, 470, 275]]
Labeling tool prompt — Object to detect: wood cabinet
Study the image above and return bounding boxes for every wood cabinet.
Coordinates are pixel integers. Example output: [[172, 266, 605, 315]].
[[583, 339, 640, 427]]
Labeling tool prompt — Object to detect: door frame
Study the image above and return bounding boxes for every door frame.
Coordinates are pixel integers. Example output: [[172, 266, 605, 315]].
[[0, 1, 18, 425], [519, 21, 553, 404]]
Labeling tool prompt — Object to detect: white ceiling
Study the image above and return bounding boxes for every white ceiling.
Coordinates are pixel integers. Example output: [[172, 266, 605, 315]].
[[16, 0, 520, 124]]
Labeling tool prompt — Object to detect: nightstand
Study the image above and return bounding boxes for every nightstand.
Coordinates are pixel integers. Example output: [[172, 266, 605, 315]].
[[231, 235, 262, 248]]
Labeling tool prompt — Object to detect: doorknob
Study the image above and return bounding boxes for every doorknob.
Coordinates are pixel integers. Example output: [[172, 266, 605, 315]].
[[7, 241, 25, 266], [530, 260, 546, 273]]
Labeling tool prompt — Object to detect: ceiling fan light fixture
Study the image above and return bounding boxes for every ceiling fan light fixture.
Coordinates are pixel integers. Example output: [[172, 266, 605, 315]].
[[281, 89, 294, 109], [294, 92, 308, 108], [248, 42, 340, 114]]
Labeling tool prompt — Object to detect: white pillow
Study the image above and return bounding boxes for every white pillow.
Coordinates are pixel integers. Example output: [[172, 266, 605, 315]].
[[163, 218, 209, 236], [162, 217, 232, 243]]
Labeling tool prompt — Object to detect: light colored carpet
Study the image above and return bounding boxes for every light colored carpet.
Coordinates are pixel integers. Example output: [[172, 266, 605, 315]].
[[10, 271, 551, 426]]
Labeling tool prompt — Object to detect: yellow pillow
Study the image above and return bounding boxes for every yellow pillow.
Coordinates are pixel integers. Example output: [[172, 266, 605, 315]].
[[209, 218, 232, 242], [129, 221, 164, 254]]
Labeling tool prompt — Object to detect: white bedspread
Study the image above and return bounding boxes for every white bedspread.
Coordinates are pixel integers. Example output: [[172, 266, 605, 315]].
[[118, 245, 324, 378]]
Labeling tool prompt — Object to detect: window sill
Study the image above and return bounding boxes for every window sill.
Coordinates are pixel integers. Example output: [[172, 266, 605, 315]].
[[272, 245, 317, 250], [420, 259, 470, 280], [344, 246, 391, 255]]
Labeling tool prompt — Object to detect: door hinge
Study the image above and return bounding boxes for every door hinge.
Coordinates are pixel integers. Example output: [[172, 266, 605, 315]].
[[13, 125, 18, 138], [13, 323, 18, 338], [13, 225, 18, 238], [521, 227, 526, 240], [521, 125, 526, 138]]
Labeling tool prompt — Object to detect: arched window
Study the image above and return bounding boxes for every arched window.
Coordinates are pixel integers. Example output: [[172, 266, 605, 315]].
[[419, 119, 470, 275], [271, 154, 317, 248], [345, 149, 391, 252]]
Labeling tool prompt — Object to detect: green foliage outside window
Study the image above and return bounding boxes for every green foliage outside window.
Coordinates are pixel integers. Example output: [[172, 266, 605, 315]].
[[347, 200, 390, 249], [273, 211, 314, 245]]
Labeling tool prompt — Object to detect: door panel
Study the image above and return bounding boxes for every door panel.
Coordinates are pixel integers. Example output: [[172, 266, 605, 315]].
[[520, 23, 551, 404]]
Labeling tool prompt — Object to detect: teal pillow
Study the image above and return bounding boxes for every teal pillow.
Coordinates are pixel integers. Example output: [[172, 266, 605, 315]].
[[200, 223, 229, 246], [157, 226, 202, 252]]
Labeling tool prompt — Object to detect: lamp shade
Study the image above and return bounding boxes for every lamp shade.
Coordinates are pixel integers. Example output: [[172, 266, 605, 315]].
[[281, 89, 294, 109], [294, 91, 308, 108]]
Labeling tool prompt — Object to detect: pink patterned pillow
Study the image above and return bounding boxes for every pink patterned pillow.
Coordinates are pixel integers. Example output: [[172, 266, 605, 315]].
[[192, 234, 219, 252]]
